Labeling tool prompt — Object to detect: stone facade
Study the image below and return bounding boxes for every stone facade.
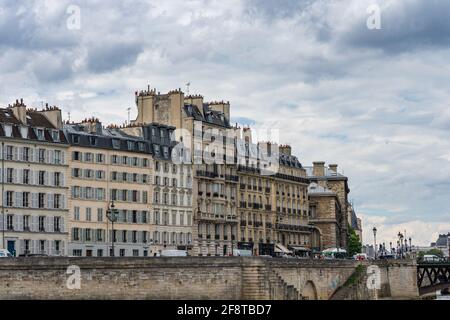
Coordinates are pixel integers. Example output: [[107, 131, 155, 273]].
[[0, 101, 69, 256], [0, 257, 419, 300]]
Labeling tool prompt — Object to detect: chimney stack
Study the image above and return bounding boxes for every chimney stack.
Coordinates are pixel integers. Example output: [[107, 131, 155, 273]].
[[329, 164, 338, 173], [313, 161, 325, 177]]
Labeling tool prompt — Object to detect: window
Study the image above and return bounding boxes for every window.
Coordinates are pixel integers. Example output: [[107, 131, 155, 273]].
[[22, 192, 29, 207], [54, 194, 61, 209], [55, 240, 60, 253], [7, 215, 13, 230], [6, 191, 13, 207], [38, 216, 45, 232], [120, 249, 125, 257], [112, 139, 120, 149], [72, 249, 82, 256], [72, 135, 80, 144], [96, 229, 103, 242], [85, 229, 92, 242], [72, 228, 80, 241], [39, 171, 45, 185], [4, 124, 12, 137], [39, 240, 45, 253], [132, 211, 137, 223], [52, 130, 59, 142], [72, 151, 81, 161], [22, 147, 30, 161], [38, 193, 45, 208], [37, 129, 44, 140], [23, 169, 30, 184], [23, 215, 30, 231], [54, 150, 61, 164], [39, 149, 45, 163], [54, 217, 61, 232], [97, 249, 103, 257], [155, 161, 160, 171], [84, 153, 93, 162], [96, 153, 104, 163], [6, 168, 13, 183], [54, 172, 61, 186], [74, 207, 80, 221], [97, 208, 103, 222], [86, 208, 92, 221], [6, 146, 13, 160]]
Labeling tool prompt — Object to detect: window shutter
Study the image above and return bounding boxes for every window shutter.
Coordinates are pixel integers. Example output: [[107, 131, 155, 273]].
[[14, 147, 19, 161], [60, 217, 65, 233], [49, 150, 54, 164], [60, 241, 65, 256], [48, 216, 54, 233], [31, 193, 38, 208], [127, 230, 132, 243], [127, 211, 132, 223], [15, 192, 22, 207], [61, 195, 66, 209], [44, 172, 48, 185], [17, 215, 23, 231], [32, 240, 38, 254], [61, 151, 65, 165], [31, 216, 38, 232], [0, 214, 3, 231], [47, 194, 54, 209], [61, 173, 65, 187]]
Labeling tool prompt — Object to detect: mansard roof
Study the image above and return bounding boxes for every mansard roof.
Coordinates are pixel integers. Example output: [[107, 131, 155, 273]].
[[183, 103, 230, 128], [64, 123, 152, 155], [0, 108, 67, 144]]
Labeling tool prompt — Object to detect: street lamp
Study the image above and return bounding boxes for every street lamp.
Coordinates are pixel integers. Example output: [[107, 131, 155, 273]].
[[106, 201, 119, 257], [372, 227, 377, 260], [409, 237, 412, 251]]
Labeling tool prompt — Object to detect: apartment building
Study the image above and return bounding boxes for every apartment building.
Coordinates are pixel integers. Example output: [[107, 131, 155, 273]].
[[122, 123, 194, 255], [131, 88, 239, 256], [305, 162, 350, 250], [66, 118, 153, 257], [0, 101, 69, 256]]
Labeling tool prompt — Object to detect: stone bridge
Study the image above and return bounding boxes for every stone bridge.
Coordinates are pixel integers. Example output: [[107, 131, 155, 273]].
[[0, 257, 419, 300]]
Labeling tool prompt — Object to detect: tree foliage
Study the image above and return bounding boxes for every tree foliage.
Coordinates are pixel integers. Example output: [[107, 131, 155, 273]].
[[347, 226, 362, 256]]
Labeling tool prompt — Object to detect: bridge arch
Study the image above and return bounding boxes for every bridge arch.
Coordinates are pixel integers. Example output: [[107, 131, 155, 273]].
[[301, 281, 318, 300]]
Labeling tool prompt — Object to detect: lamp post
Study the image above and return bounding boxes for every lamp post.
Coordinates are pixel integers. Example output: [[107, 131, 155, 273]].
[[409, 237, 412, 251], [106, 201, 119, 257], [372, 227, 377, 260], [389, 242, 393, 254]]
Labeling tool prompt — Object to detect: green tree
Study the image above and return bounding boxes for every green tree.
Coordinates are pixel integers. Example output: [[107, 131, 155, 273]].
[[417, 248, 444, 259], [347, 226, 362, 257]]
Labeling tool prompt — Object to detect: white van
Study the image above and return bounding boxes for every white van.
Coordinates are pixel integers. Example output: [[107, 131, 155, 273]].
[[0, 249, 13, 258], [160, 249, 188, 257], [233, 249, 252, 257], [422, 254, 441, 262]]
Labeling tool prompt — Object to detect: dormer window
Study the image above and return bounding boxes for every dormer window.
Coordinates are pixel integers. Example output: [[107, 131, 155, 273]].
[[36, 128, 44, 140], [89, 136, 97, 146], [127, 141, 135, 150], [163, 146, 169, 158], [3, 124, 12, 137], [72, 135, 80, 144], [112, 139, 120, 149], [52, 130, 60, 142], [20, 126, 28, 139]]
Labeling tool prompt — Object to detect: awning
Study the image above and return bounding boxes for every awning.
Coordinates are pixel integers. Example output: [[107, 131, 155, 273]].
[[275, 243, 292, 254], [289, 246, 311, 252]]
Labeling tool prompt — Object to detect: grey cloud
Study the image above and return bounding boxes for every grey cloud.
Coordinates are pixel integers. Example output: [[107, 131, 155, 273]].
[[86, 41, 143, 73], [341, 0, 450, 53]]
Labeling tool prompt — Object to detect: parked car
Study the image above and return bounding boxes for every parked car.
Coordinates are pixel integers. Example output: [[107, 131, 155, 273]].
[[0, 249, 13, 258]]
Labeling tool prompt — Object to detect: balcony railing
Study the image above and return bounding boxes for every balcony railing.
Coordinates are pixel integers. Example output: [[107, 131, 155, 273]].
[[196, 170, 218, 179]]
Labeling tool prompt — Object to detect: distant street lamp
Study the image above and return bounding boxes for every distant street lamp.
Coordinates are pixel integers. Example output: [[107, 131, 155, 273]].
[[106, 201, 119, 257], [389, 242, 393, 254], [373, 227, 377, 260], [409, 237, 412, 251]]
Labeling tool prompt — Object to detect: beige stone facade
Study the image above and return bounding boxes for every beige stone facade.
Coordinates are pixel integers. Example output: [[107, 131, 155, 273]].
[[0, 102, 69, 256]]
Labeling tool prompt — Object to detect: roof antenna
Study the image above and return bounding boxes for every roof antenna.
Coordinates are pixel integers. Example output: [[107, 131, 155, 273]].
[[68, 111, 71, 122], [186, 81, 191, 95]]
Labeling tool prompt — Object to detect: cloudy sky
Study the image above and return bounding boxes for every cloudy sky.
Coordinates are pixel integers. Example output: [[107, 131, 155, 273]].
[[1, 0, 449, 246]]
